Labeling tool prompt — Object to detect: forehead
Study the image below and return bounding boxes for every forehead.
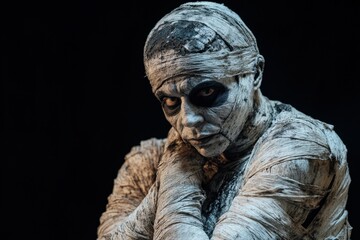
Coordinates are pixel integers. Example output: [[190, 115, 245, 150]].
[[155, 76, 235, 96]]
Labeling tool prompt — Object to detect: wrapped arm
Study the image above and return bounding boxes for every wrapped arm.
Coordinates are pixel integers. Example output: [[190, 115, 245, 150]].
[[153, 128, 209, 240], [211, 120, 336, 239], [212, 158, 333, 239], [97, 138, 166, 239]]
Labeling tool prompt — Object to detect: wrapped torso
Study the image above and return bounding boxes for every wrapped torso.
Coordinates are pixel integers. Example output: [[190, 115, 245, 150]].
[[97, 101, 351, 240]]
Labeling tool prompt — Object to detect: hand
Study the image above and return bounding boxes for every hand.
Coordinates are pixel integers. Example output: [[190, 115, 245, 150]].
[[153, 128, 209, 239]]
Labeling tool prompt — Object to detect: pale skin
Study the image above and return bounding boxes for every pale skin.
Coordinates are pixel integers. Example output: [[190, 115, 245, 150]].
[[154, 75, 333, 239], [97, 1, 351, 239], [155, 76, 240, 158], [98, 71, 343, 239], [153, 74, 334, 239]]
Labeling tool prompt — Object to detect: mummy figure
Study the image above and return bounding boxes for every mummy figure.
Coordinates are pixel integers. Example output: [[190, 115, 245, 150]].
[[97, 1, 352, 239]]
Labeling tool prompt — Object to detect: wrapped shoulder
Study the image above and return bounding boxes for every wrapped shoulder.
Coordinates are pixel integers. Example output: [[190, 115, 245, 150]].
[[124, 138, 167, 168], [248, 117, 340, 172], [266, 117, 330, 147]]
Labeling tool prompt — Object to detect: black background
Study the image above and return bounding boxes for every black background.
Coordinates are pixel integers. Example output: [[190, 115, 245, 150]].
[[3, 0, 359, 239]]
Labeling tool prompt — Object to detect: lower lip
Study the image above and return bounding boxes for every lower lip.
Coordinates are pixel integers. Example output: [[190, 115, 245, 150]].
[[189, 135, 214, 146]]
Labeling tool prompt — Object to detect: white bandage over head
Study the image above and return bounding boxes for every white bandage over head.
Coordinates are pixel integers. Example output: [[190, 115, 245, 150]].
[[144, 1, 263, 93]]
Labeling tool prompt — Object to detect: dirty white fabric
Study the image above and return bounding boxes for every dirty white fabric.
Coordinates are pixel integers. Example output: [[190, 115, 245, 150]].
[[144, 1, 262, 93], [98, 102, 351, 239], [98, 1, 352, 239]]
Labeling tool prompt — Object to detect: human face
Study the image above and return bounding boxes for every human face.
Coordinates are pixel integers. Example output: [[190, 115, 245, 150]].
[[155, 75, 255, 157]]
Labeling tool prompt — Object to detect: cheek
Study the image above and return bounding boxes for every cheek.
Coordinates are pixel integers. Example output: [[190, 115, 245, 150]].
[[164, 114, 178, 130], [231, 78, 253, 111], [205, 86, 238, 121], [206, 102, 233, 124], [218, 79, 254, 141]]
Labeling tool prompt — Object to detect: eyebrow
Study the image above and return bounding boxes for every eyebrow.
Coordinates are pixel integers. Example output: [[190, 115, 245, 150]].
[[155, 90, 167, 99], [155, 79, 219, 98], [189, 81, 222, 94], [155, 80, 188, 98]]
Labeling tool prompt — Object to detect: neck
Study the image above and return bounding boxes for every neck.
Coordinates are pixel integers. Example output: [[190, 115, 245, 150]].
[[224, 90, 274, 160]]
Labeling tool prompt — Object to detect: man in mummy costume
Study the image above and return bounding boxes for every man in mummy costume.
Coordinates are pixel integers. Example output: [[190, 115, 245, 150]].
[[97, 1, 352, 239]]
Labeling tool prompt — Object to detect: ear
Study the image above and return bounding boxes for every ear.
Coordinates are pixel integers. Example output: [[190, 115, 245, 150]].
[[253, 55, 265, 90]]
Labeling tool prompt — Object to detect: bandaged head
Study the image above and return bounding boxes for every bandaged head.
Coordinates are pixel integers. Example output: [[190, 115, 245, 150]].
[[143, 1, 265, 157]]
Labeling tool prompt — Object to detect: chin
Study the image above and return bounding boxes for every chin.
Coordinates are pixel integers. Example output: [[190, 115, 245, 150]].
[[193, 136, 230, 158]]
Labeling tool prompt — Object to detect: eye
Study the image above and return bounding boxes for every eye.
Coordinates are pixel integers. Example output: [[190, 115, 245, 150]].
[[189, 81, 227, 107], [161, 96, 180, 116], [163, 97, 179, 108], [197, 88, 215, 97]]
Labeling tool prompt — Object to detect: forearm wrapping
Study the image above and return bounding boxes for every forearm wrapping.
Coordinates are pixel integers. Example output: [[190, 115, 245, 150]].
[[154, 140, 209, 240]]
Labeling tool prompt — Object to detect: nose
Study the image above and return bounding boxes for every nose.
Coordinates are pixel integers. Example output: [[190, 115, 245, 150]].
[[180, 100, 204, 127]]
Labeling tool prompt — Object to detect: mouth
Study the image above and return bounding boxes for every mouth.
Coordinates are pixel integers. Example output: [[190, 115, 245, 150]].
[[188, 134, 215, 146]]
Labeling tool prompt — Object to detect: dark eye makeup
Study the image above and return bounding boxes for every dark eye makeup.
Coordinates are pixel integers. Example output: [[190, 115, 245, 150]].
[[160, 95, 181, 116], [158, 81, 228, 116], [189, 81, 227, 107]]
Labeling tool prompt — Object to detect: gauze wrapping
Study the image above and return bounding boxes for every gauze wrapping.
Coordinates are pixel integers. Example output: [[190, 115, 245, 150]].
[[98, 1, 351, 239], [144, 1, 263, 93]]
